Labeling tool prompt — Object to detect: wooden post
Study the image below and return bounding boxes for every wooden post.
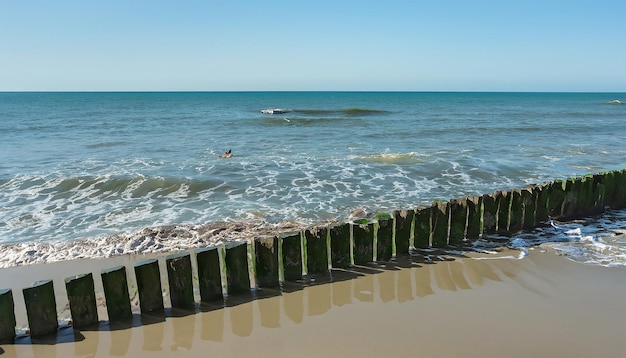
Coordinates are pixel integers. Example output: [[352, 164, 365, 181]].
[[592, 173, 606, 213], [584, 174, 602, 215], [196, 247, 223, 302], [166, 253, 195, 309], [448, 198, 467, 245], [225, 242, 251, 294], [254, 236, 280, 287], [281, 232, 303, 281], [482, 193, 498, 235], [65, 273, 98, 327], [535, 182, 550, 223], [602, 170, 620, 208], [134, 259, 164, 313], [0, 289, 16, 343], [614, 170, 626, 208], [466, 196, 482, 240], [305, 227, 329, 274], [393, 209, 413, 255], [353, 221, 374, 264], [509, 189, 524, 233], [23, 280, 57, 337], [413, 206, 432, 248], [496, 191, 511, 234], [431, 201, 449, 247], [547, 180, 566, 219], [521, 187, 537, 230], [562, 178, 580, 219], [330, 223, 351, 268], [101, 266, 132, 322], [376, 216, 393, 261]]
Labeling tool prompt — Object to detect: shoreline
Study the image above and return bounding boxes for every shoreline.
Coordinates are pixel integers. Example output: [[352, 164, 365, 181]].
[[2, 247, 625, 357]]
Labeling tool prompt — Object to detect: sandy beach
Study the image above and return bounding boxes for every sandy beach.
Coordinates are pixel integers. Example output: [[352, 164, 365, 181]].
[[1, 246, 625, 358]]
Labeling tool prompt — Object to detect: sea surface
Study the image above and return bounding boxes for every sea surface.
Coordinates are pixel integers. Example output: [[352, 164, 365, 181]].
[[1, 92, 625, 267]]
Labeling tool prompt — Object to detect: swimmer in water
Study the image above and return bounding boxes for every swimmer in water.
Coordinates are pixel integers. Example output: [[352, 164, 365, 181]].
[[219, 149, 232, 158]]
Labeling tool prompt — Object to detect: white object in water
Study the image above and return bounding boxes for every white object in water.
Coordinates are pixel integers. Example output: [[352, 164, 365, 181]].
[[261, 108, 287, 114]]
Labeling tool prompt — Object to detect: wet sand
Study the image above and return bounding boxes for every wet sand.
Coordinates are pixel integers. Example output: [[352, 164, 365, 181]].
[[2, 248, 626, 357]]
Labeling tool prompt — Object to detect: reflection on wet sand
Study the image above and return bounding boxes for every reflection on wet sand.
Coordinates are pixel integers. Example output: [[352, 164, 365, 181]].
[[200, 308, 223, 342], [307, 283, 331, 317], [258, 295, 280, 328], [215, 255, 511, 334], [4, 251, 529, 356]]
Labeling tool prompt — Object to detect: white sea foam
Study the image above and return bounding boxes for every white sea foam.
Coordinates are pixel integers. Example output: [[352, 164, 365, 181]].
[[0, 221, 308, 268]]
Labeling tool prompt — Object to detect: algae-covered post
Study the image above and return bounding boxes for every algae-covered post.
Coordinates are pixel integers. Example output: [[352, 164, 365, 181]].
[[376, 214, 393, 261], [413, 205, 432, 248], [496, 190, 511, 234], [466, 196, 481, 240], [254, 236, 280, 288], [617, 169, 626, 207], [352, 220, 374, 264], [166, 253, 195, 309], [509, 189, 524, 233], [0, 289, 16, 343], [521, 187, 537, 230], [592, 173, 606, 214], [305, 227, 330, 274], [448, 198, 468, 245], [281, 232, 303, 281], [393, 209, 413, 255], [431, 201, 449, 247], [196, 247, 224, 302], [65, 273, 99, 327], [547, 180, 566, 219], [23, 280, 57, 337], [482, 193, 498, 235], [603, 169, 626, 208], [134, 259, 164, 313], [225, 242, 251, 294], [330, 223, 351, 268], [534, 182, 550, 223], [101, 266, 132, 322]]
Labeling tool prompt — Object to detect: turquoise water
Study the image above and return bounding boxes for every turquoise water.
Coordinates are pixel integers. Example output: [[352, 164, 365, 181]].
[[1, 92, 625, 266]]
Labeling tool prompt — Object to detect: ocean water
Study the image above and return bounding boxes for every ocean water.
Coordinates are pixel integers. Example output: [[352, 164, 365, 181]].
[[1, 92, 625, 267]]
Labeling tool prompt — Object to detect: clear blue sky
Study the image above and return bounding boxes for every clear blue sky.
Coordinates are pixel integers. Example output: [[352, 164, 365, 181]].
[[1, 0, 625, 91]]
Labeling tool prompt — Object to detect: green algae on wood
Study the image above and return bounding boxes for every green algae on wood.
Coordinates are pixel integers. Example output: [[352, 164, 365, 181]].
[[496, 191, 512, 234], [225, 242, 251, 294], [393, 209, 414, 254], [65, 273, 98, 327], [305, 227, 329, 274], [0, 289, 16, 343], [134, 259, 164, 313], [547, 180, 566, 218], [23, 280, 58, 337], [352, 221, 374, 264], [281, 232, 303, 281], [330, 223, 351, 267], [509, 189, 524, 233], [196, 248, 223, 302], [466, 196, 482, 240], [482, 193, 497, 235], [431, 201, 449, 248], [101, 266, 132, 322], [448, 198, 468, 245], [413, 206, 432, 248], [254, 236, 280, 287], [166, 253, 195, 309], [376, 217, 393, 261]]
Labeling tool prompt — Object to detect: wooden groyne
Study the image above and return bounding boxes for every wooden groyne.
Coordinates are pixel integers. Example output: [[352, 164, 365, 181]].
[[0, 169, 625, 342]]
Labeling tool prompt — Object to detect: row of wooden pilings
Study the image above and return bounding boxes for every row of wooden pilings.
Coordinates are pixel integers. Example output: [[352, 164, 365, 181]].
[[1, 169, 625, 342]]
